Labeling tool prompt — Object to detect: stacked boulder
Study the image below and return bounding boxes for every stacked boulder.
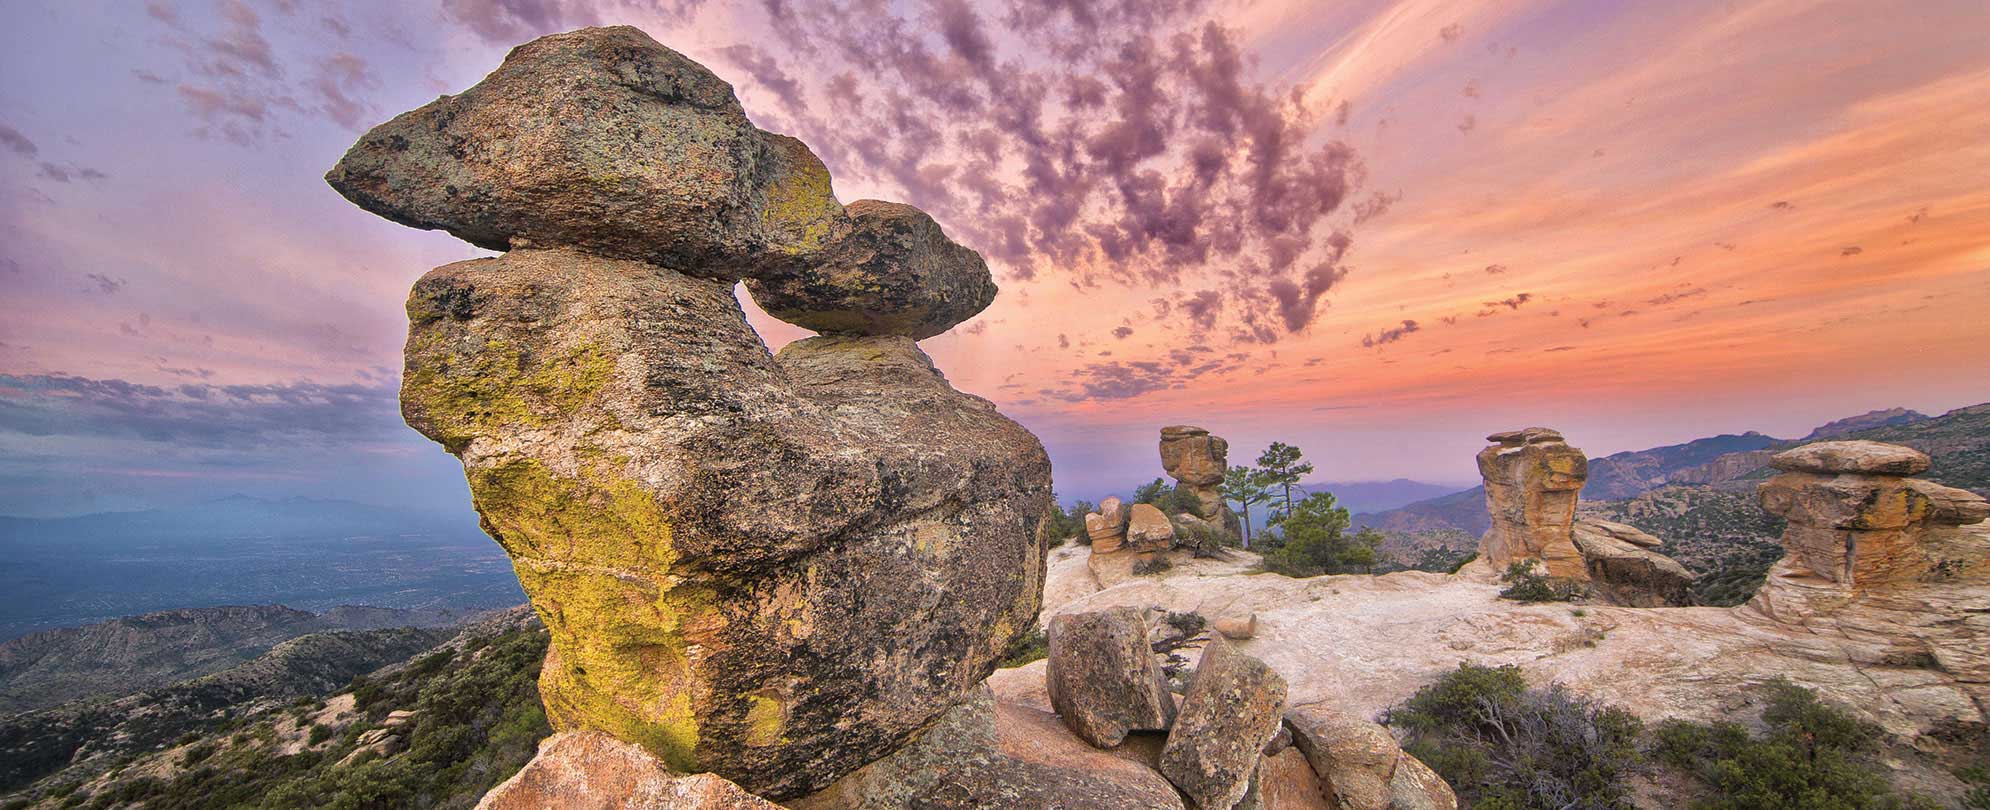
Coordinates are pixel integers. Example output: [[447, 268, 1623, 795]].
[[1476, 428, 1693, 606], [1161, 425, 1245, 541], [1040, 608, 1455, 809], [1749, 441, 1990, 687], [330, 27, 1051, 802], [1086, 498, 1180, 587]]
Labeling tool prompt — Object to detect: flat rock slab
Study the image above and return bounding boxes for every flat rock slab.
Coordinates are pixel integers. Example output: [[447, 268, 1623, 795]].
[[1160, 637, 1289, 809], [1770, 440, 1931, 476], [1046, 607, 1176, 747]]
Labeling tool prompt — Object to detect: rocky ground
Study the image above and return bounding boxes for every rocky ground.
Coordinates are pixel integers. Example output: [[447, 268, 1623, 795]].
[[1034, 540, 1989, 803]]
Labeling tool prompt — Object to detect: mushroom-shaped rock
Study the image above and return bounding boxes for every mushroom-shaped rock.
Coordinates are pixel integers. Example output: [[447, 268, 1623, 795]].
[[747, 200, 996, 339], [1476, 428, 1589, 578], [1159, 638, 1288, 810], [326, 26, 841, 281], [477, 732, 780, 810], [1046, 607, 1176, 748]]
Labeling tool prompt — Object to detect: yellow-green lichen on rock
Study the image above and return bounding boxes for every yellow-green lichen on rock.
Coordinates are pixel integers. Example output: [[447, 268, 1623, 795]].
[[403, 330, 614, 452]]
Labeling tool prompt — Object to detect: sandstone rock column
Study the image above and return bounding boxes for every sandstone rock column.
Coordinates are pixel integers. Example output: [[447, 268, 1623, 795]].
[[329, 26, 1051, 800], [1476, 428, 1589, 578], [1160, 425, 1243, 539]]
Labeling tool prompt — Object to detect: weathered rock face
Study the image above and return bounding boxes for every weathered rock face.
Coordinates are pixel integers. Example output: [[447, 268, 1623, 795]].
[[1160, 637, 1289, 809], [477, 732, 781, 810], [1045, 608, 1175, 747], [1757, 441, 1986, 586], [327, 27, 840, 283], [1476, 428, 1589, 578], [1161, 425, 1243, 536], [1286, 704, 1458, 810], [401, 250, 1048, 797], [1570, 519, 1693, 607], [1086, 496, 1131, 552], [342, 27, 1050, 801], [747, 200, 997, 339], [792, 685, 1188, 810], [1127, 503, 1178, 551]]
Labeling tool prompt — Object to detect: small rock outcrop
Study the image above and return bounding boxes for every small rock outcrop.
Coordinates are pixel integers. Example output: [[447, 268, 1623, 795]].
[[1476, 428, 1588, 578], [1159, 637, 1290, 809], [1569, 519, 1693, 608], [478, 732, 780, 810], [1128, 503, 1179, 551], [1085, 496, 1131, 551], [1161, 425, 1244, 538], [1045, 608, 1176, 747], [1285, 705, 1458, 810], [334, 27, 1051, 800], [1477, 428, 1692, 606]]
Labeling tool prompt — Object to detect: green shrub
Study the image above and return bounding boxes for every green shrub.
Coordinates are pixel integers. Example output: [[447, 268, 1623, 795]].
[[1132, 556, 1173, 576], [306, 723, 332, 746], [1498, 560, 1586, 602], [1651, 679, 1938, 810], [1386, 663, 1644, 809], [998, 627, 1047, 668]]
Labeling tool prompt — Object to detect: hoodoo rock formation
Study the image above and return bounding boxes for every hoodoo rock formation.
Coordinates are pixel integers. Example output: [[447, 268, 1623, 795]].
[[1476, 428, 1588, 577], [331, 27, 1051, 800], [1477, 428, 1693, 606], [1161, 425, 1244, 539], [1749, 440, 1990, 687]]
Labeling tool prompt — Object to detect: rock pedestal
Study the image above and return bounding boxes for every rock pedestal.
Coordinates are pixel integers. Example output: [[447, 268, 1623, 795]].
[[1476, 428, 1588, 578], [333, 26, 1051, 801], [1161, 425, 1244, 539]]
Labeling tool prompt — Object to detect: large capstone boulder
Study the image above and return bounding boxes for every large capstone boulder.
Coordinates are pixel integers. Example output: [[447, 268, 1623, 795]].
[[1159, 638, 1289, 809], [1160, 425, 1242, 537], [747, 200, 997, 339], [326, 26, 841, 281], [1046, 607, 1176, 747], [396, 249, 1049, 798], [477, 732, 780, 810]]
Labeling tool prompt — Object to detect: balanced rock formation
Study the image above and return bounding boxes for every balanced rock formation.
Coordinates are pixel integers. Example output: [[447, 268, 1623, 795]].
[[478, 732, 780, 810], [1159, 637, 1290, 809], [1161, 425, 1244, 538], [1476, 428, 1588, 578], [1085, 496, 1131, 552], [1045, 608, 1176, 747], [1478, 428, 1692, 606], [333, 27, 1051, 800]]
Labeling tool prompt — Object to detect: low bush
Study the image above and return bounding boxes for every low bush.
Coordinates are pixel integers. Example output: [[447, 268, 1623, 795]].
[[1652, 679, 1939, 809], [1498, 560, 1586, 602], [1386, 663, 1643, 810], [998, 627, 1047, 668]]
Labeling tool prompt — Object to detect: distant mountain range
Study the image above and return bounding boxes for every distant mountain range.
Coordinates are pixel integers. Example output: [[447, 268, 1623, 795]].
[[0, 495, 524, 641], [1296, 478, 1469, 515], [0, 603, 478, 715], [1353, 403, 1988, 550]]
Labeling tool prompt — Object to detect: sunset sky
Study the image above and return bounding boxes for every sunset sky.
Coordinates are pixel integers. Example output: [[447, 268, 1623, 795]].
[[3, 0, 1987, 517]]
